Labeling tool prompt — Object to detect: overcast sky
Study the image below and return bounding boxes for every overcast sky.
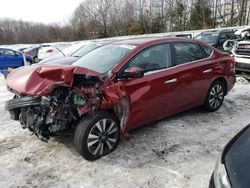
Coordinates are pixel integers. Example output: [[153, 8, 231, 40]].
[[0, 0, 84, 24]]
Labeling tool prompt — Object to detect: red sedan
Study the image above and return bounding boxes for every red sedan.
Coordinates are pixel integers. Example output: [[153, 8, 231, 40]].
[[5, 37, 236, 160]]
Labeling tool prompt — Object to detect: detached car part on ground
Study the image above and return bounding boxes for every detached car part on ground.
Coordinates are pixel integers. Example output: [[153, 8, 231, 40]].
[[210, 124, 250, 188], [5, 38, 236, 161]]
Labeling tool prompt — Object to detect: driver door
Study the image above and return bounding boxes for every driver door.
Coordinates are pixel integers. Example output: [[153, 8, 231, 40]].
[[118, 43, 175, 129]]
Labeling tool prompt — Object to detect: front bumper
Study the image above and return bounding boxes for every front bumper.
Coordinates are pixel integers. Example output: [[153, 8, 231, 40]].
[[5, 96, 41, 120], [234, 57, 250, 73]]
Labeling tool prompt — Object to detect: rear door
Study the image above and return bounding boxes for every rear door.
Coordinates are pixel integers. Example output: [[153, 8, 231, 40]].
[[168, 42, 214, 113]]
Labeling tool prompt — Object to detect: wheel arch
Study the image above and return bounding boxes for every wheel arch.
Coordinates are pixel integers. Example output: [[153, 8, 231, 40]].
[[211, 76, 228, 95]]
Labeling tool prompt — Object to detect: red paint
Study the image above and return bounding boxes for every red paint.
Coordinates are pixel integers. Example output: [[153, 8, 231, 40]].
[[6, 38, 236, 133], [6, 65, 102, 97]]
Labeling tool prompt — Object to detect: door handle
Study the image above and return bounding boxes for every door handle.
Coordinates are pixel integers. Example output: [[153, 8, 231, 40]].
[[165, 78, 177, 84], [203, 69, 212, 73]]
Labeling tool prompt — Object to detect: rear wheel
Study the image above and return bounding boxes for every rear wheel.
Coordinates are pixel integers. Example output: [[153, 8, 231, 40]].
[[74, 111, 120, 161], [203, 80, 225, 112]]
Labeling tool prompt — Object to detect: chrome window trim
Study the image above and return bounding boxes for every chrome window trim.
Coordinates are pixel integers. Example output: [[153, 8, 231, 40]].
[[144, 46, 214, 76]]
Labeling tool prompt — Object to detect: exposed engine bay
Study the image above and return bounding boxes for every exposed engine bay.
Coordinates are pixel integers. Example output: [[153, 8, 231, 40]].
[[6, 74, 103, 142]]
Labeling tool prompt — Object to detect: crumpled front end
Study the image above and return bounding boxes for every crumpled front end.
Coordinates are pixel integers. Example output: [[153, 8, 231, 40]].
[[5, 65, 129, 141]]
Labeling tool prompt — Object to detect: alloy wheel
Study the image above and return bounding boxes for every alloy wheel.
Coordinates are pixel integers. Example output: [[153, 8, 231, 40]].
[[208, 84, 224, 109], [87, 118, 119, 156]]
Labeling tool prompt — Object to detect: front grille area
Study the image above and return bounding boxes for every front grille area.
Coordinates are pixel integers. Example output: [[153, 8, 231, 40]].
[[235, 43, 250, 56]]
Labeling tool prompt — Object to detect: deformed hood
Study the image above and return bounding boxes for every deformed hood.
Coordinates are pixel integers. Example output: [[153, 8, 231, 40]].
[[6, 65, 102, 97]]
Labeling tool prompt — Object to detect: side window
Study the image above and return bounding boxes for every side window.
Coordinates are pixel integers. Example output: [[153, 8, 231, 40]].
[[202, 45, 212, 58], [0, 49, 4, 56], [227, 32, 236, 39], [220, 33, 226, 38], [173, 42, 207, 65], [128, 43, 172, 73], [219, 33, 227, 43], [5, 50, 15, 56]]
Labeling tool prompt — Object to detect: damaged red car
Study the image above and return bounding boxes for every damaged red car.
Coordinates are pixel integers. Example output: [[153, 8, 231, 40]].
[[5, 38, 236, 160]]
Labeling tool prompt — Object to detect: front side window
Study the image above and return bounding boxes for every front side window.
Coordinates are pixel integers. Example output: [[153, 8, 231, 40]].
[[173, 42, 208, 65], [127, 43, 172, 73], [226, 32, 235, 39]]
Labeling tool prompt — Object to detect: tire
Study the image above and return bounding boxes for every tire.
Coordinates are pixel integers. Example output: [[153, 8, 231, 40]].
[[34, 56, 39, 63], [203, 80, 225, 112], [74, 111, 120, 161]]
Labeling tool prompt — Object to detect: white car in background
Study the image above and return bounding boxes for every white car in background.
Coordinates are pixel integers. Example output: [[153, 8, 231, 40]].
[[45, 41, 89, 58], [223, 26, 250, 76], [37, 40, 111, 65], [38, 42, 72, 60]]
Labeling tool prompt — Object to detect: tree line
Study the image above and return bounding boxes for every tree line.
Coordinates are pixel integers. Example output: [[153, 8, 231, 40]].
[[0, 0, 249, 45]]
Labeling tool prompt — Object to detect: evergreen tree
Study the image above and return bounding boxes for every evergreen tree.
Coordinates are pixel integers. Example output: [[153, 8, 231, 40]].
[[190, 0, 213, 30]]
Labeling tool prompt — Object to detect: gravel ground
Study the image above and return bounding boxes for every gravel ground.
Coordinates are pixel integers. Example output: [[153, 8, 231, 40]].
[[0, 74, 250, 188]]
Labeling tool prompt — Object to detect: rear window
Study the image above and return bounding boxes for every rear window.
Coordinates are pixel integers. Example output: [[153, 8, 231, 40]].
[[173, 42, 211, 65], [203, 45, 213, 57]]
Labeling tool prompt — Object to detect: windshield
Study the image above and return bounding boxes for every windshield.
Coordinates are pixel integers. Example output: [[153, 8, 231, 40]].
[[195, 33, 219, 43], [73, 44, 136, 73], [72, 43, 102, 57], [61, 43, 87, 56]]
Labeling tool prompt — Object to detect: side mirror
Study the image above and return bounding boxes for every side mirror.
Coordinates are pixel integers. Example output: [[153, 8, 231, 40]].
[[123, 67, 144, 79]]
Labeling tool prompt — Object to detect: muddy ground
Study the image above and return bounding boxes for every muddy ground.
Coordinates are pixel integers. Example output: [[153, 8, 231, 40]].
[[0, 74, 250, 188]]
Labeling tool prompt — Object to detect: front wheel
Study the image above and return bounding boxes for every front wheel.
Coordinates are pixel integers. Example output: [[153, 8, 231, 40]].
[[203, 80, 225, 112], [74, 111, 120, 161]]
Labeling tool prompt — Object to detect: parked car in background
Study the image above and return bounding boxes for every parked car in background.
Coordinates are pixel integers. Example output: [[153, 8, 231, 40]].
[[168, 34, 193, 38], [38, 40, 115, 66], [38, 42, 72, 60], [230, 26, 250, 75], [0, 48, 32, 69], [23, 46, 40, 63], [210, 124, 250, 188], [5, 37, 235, 160], [194, 29, 236, 51], [52, 41, 89, 57], [37, 41, 89, 65], [8, 44, 37, 52]]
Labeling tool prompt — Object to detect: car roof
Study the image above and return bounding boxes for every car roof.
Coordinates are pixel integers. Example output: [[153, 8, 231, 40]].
[[0, 47, 14, 51], [110, 37, 163, 46], [200, 29, 236, 35], [110, 37, 198, 46]]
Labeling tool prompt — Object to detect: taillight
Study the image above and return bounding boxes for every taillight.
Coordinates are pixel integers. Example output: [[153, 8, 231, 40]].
[[24, 51, 32, 56], [46, 49, 53, 53]]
